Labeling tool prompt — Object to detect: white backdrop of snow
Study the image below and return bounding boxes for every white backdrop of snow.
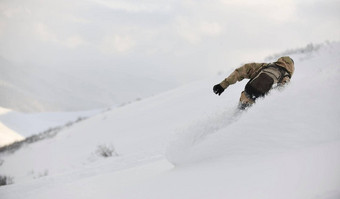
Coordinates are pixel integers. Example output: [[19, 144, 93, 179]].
[[0, 43, 340, 199]]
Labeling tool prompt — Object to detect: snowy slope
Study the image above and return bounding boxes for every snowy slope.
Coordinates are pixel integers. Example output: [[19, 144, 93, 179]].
[[0, 43, 340, 199]]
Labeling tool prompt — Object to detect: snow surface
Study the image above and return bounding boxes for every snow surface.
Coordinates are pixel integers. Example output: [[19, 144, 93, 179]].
[[0, 43, 340, 199]]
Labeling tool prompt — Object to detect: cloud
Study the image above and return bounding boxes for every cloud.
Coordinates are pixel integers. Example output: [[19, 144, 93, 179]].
[[35, 23, 87, 48], [175, 17, 223, 44], [61, 14, 92, 24], [200, 21, 223, 36], [100, 35, 135, 53], [220, 0, 297, 22], [0, 0, 339, 83], [64, 36, 88, 48], [90, 0, 171, 13], [0, 5, 32, 18], [0, 20, 5, 37], [35, 23, 59, 43]]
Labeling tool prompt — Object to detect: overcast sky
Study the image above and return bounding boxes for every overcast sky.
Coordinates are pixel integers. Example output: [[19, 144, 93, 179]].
[[1, 0, 339, 82]]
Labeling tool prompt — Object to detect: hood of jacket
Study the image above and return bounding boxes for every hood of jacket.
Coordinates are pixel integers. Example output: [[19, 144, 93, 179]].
[[275, 56, 295, 76]]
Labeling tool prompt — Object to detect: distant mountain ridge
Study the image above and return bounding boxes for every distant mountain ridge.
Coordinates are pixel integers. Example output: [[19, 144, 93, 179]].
[[0, 56, 176, 112]]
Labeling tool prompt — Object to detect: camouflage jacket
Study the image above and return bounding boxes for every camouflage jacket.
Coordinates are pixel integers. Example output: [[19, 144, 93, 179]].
[[219, 56, 295, 89]]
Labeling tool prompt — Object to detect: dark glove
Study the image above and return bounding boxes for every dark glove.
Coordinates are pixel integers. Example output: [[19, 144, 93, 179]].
[[213, 84, 225, 95]]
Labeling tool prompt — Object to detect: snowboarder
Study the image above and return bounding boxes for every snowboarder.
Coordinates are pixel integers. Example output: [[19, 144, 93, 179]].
[[213, 56, 295, 109]]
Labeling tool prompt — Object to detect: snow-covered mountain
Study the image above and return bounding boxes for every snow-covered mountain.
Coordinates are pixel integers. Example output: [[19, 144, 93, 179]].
[[0, 55, 177, 112], [0, 107, 24, 147], [0, 107, 102, 147], [0, 43, 339, 199]]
